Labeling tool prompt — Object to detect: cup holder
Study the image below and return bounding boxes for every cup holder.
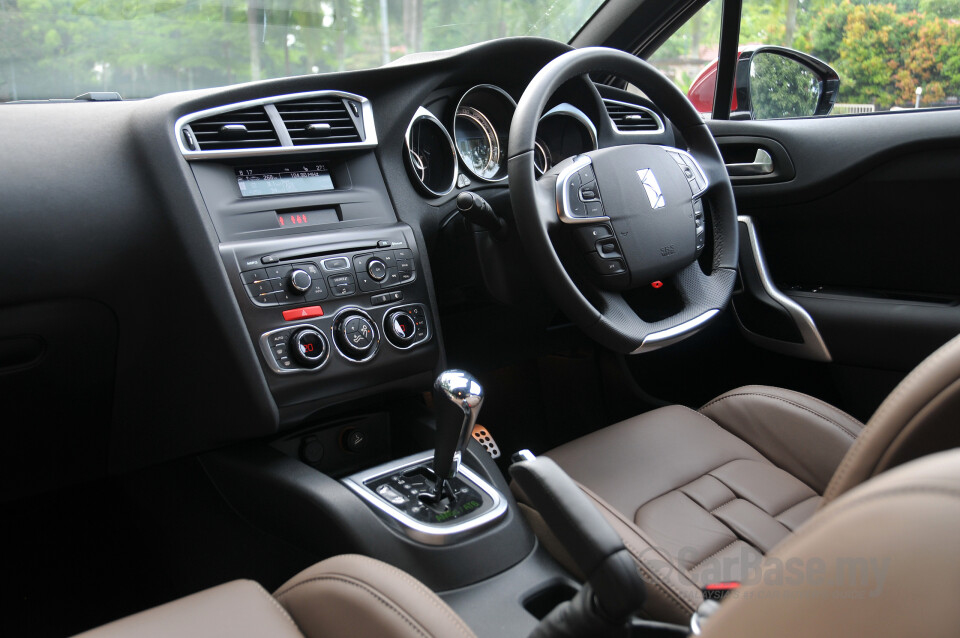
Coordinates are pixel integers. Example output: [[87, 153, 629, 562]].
[[522, 580, 579, 620]]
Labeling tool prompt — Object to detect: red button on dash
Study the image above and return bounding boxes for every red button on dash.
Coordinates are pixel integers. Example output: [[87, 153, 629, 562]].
[[282, 306, 324, 321]]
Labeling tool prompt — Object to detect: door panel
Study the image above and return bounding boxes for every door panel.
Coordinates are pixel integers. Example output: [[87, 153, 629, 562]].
[[710, 109, 960, 372]]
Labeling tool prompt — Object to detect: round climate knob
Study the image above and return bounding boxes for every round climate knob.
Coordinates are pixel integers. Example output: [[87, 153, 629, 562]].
[[290, 328, 327, 368], [385, 311, 417, 346], [366, 258, 388, 282], [333, 311, 378, 361], [290, 269, 312, 293]]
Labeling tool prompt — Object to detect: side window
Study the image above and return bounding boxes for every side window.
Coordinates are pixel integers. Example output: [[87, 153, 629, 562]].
[[741, 0, 960, 115], [647, 0, 960, 119], [646, 0, 723, 113]]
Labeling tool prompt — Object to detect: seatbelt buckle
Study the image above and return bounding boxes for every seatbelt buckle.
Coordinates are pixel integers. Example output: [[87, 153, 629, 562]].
[[701, 581, 740, 600]]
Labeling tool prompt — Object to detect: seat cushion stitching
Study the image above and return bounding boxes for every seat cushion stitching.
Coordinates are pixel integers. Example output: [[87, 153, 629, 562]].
[[707, 464, 816, 516], [709, 499, 740, 516], [336, 556, 474, 638], [688, 540, 741, 573], [701, 391, 860, 440], [275, 575, 431, 638], [578, 484, 700, 612], [761, 485, 960, 561], [709, 497, 738, 514], [250, 582, 300, 631], [637, 458, 761, 510]]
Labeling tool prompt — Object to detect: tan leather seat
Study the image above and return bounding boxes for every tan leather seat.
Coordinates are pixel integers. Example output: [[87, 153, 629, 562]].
[[75, 554, 476, 638], [700, 448, 960, 638], [538, 333, 960, 624], [75, 449, 960, 638]]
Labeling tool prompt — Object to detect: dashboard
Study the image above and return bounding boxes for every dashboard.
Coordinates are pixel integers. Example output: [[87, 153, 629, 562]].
[[0, 36, 672, 500]]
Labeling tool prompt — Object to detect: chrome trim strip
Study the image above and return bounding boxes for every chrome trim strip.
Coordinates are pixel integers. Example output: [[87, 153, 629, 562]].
[[737, 216, 832, 362], [633, 309, 720, 353], [259, 322, 331, 375], [342, 451, 508, 546], [555, 155, 611, 225], [453, 84, 516, 183], [380, 303, 432, 351], [602, 98, 666, 135], [175, 90, 378, 160], [540, 103, 599, 150], [329, 307, 380, 364], [659, 146, 710, 198], [404, 107, 458, 197]]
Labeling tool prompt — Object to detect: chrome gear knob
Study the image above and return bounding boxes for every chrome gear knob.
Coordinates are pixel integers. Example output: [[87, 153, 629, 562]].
[[431, 370, 484, 498]]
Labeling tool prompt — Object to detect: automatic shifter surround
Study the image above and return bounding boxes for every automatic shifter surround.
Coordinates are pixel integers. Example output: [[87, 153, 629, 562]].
[[342, 451, 507, 545]]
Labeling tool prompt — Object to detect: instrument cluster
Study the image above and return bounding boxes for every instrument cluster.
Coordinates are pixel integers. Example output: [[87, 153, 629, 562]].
[[404, 83, 597, 198]]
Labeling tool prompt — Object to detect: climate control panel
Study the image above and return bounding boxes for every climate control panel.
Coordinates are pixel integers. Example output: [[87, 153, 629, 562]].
[[258, 304, 431, 374]]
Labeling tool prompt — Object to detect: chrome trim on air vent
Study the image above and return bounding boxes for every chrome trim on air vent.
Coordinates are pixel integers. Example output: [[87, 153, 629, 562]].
[[603, 98, 665, 135], [176, 90, 378, 159]]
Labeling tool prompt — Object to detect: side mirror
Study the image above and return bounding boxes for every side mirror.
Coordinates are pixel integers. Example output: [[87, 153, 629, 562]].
[[735, 46, 840, 120]]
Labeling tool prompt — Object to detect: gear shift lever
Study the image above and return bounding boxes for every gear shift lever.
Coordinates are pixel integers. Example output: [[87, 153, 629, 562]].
[[430, 370, 484, 501]]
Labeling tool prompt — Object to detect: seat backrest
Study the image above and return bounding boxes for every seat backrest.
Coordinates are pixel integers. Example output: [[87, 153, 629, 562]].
[[701, 448, 960, 638], [821, 332, 960, 506]]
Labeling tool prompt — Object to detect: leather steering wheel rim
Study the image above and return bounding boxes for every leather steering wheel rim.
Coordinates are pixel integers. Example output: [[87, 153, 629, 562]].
[[507, 47, 739, 354]]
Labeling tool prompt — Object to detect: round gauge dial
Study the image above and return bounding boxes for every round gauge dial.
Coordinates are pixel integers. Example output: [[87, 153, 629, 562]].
[[404, 108, 457, 197], [533, 140, 552, 177], [455, 106, 500, 180], [532, 104, 598, 177], [453, 85, 516, 182]]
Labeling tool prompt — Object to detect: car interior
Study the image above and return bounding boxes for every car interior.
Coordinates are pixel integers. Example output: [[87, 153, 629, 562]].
[[3, 0, 960, 636]]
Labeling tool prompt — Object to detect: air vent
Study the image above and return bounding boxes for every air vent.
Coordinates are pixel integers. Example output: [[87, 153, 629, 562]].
[[603, 99, 664, 133], [188, 107, 280, 151], [275, 98, 361, 146]]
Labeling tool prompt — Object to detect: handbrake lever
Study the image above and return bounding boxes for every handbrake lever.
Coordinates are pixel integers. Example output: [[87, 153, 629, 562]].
[[510, 456, 647, 634]]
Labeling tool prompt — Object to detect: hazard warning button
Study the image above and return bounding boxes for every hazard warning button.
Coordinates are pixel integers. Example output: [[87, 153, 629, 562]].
[[282, 306, 324, 321]]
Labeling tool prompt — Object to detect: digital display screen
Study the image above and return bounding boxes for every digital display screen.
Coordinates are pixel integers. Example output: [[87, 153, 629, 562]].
[[276, 209, 337, 229], [236, 163, 334, 197]]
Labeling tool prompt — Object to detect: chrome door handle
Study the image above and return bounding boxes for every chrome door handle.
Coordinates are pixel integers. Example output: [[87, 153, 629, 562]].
[[725, 149, 774, 176]]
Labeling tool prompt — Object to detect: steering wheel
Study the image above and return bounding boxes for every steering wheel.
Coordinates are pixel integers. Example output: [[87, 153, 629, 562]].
[[508, 47, 738, 354]]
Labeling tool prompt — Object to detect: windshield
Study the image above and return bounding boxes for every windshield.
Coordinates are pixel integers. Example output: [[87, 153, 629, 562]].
[[0, 0, 605, 103]]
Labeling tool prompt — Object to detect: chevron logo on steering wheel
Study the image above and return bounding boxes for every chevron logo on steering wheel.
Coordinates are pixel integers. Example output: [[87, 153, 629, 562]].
[[636, 168, 665, 210]]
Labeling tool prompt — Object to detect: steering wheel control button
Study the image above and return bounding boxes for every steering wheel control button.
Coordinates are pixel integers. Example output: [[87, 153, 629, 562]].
[[579, 180, 599, 202], [597, 239, 622, 259], [282, 306, 324, 321], [577, 165, 596, 184], [333, 310, 379, 362], [290, 328, 328, 368], [573, 224, 614, 252], [556, 156, 611, 224], [367, 258, 388, 281], [587, 253, 626, 275]]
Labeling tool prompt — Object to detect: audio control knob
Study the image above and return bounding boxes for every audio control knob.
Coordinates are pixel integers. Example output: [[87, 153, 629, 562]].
[[366, 258, 387, 282], [289, 328, 327, 368], [289, 269, 312, 293], [385, 310, 417, 347], [333, 311, 378, 361]]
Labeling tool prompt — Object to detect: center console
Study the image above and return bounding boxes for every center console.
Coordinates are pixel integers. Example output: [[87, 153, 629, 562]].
[[183, 97, 441, 421]]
